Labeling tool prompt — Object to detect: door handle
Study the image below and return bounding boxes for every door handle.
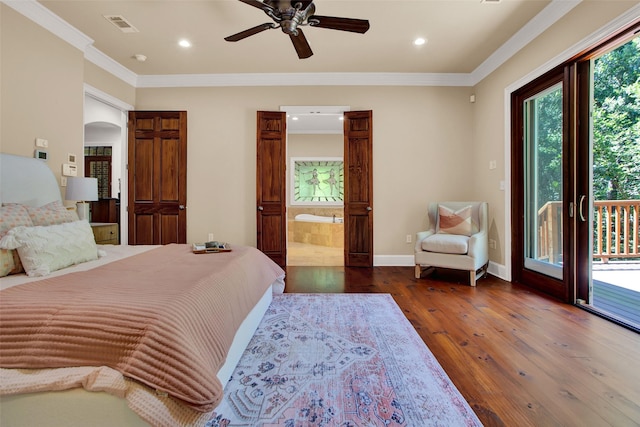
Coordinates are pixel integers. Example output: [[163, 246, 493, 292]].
[[179, 205, 185, 210], [257, 206, 264, 211], [578, 195, 586, 222], [366, 206, 372, 211]]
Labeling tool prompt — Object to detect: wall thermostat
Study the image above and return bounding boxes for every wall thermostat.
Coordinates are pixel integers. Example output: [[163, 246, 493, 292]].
[[62, 163, 78, 176], [34, 149, 48, 161]]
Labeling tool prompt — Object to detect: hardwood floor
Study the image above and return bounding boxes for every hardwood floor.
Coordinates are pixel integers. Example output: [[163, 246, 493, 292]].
[[283, 266, 640, 427]]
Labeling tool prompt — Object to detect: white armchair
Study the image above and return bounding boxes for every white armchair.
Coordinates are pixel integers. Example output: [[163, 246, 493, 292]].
[[414, 201, 489, 286]]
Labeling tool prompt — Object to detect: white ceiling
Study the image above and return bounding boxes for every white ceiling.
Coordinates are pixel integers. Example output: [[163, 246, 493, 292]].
[[30, 0, 570, 79]]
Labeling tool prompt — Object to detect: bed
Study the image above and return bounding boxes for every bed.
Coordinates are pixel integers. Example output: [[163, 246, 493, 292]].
[[0, 153, 286, 426]]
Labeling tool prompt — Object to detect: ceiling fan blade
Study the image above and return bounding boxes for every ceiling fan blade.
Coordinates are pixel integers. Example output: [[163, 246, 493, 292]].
[[309, 15, 370, 34], [237, 0, 275, 12], [290, 29, 313, 59], [225, 23, 275, 42]]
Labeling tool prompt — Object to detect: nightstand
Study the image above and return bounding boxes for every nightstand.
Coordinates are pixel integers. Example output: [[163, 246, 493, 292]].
[[91, 222, 119, 245]]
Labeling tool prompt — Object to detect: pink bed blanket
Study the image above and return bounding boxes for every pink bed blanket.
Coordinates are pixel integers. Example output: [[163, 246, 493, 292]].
[[0, 244, 285, 411]]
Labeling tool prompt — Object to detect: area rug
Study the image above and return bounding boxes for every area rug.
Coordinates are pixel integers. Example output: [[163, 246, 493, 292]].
[[208, 293, 482, 426]]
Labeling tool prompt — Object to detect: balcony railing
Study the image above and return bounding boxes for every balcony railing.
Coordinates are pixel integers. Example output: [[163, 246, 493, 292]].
[[536, 200, 640, 263], [594, 200, 640, 262]]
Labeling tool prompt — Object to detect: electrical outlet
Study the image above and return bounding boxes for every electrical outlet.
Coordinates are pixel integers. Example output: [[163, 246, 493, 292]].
[[489, 239, 497, 249], [406, 234, 412, 243], [61, 176, 67, 187], [208, 233, 214, 241], [35, 138, 48, 148]]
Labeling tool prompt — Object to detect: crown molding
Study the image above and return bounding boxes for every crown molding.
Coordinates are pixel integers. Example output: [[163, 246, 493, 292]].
[[13, 0, 639, 91], [470, 0, 582, 85], [135, 72, 474, 88], [3, 0, 93, 51], [84, 46, 138, 87]]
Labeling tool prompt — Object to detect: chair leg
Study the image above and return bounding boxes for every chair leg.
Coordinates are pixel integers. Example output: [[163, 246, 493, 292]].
[[415, 264, 421, 279], [469, 270, 477, 287]]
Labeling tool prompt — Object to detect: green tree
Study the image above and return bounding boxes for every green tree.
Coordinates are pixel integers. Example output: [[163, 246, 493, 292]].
[[535, 87, 563, 210], [592, 37, 640, 200]]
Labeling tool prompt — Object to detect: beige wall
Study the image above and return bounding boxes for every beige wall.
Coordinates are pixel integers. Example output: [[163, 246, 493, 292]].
[[135, 86, 475, 252], [0, 4, 135, 202], [2, 1, 638, 270], [83, 61, 136, 107], [1, 4, 85, 194]]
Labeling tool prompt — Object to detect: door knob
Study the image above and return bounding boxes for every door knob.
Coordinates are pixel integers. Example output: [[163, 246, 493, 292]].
[[257, 206, 264, 211], [179, 205, 185, 210], [366, 206, 372, 211]]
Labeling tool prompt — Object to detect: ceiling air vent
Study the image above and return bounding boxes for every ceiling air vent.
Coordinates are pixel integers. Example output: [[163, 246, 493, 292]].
[[103, 15, 139, 33]]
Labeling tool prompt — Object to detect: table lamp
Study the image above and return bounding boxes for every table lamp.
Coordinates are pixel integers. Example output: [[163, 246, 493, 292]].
[[66, 177, 98, 221]]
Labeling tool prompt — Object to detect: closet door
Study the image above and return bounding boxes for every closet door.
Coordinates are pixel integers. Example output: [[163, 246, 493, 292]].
[[128, 111, 187, 245], [256, 111, 287, 267]]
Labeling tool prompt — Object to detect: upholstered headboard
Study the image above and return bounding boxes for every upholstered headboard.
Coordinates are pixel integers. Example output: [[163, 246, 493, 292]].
[[0, 153, 63, 207]]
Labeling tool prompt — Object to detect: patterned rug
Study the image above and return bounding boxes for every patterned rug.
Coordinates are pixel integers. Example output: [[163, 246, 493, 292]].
[[209, 294, 482, 427]]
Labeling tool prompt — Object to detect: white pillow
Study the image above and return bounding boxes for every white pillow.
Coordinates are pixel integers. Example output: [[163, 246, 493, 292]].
[[0, 220, 98, 277]]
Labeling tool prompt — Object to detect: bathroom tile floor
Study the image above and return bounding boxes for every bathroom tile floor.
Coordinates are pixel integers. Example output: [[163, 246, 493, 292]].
[[287, 241, 344, 266]]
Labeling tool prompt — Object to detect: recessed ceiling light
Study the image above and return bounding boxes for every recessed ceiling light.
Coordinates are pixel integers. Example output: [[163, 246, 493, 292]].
[[414, 38, 427, 46], [179, 39, 191, 48], [292, 116, 299, 121]]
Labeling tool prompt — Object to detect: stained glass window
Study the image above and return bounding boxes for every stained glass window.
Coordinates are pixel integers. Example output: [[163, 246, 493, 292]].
[[291, 158, 344, 205]]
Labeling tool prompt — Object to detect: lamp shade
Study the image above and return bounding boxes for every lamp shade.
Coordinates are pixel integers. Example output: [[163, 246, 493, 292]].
[[65, 177, 98, 201]]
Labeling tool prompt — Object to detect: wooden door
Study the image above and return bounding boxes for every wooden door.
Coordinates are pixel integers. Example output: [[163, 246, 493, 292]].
[[256, 111, 287, 266], [128, 111, 187, 245], [344, 111, 373, 267]]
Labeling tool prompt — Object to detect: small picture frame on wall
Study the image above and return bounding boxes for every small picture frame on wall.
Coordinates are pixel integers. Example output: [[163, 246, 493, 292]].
[[67, 153, 77, 164]]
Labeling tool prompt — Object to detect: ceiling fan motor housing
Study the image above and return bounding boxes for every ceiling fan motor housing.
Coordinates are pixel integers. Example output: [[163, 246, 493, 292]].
[[278, 2, 315, 35]]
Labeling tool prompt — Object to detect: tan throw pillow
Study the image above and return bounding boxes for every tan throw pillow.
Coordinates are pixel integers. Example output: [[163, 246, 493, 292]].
[[0, 204, 34, 276], [0, 220, 98, 277], [437, 205, 474, 236]]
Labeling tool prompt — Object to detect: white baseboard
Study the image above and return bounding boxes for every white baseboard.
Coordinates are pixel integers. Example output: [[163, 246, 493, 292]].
[[487, 261, 508, 281], [374, 255, 414, 266], [373, 255, 509, 282]]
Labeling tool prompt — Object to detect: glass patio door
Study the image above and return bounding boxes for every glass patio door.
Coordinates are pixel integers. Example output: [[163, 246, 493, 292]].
[[512, 67, 572, 301], [523, 83, 564, 281], [576, 35, 640, 330]]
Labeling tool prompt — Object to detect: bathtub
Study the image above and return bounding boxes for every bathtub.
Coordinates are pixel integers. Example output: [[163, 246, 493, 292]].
[[290, 214, 344, 248], [295, 213, 344, 223]]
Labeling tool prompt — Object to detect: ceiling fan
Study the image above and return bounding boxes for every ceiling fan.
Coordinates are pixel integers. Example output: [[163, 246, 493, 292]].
[[224, 0, 370, 59]]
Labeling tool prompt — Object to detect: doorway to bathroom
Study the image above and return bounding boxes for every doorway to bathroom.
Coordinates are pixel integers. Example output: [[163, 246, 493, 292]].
[[285, 107, 346, 266]]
